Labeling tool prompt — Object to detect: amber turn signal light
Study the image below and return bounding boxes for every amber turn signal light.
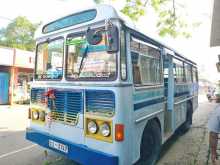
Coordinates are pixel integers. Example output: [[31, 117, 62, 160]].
[[115, 124, 124, 141]]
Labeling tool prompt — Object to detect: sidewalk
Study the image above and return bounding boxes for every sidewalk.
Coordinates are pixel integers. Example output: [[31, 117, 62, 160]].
[[0, 104, 29, 131], [0, 104, 29, 111]]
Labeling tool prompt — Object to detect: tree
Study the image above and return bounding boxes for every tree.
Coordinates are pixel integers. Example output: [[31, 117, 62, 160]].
[[0, 16, 40, 51], [95, 0, 196, 38]]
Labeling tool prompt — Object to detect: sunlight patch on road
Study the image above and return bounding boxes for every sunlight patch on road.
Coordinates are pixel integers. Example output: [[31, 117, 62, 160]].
[[0, 144, 37, 159]]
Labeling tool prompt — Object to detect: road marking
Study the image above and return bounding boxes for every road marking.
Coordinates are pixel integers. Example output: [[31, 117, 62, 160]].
[[0, 144, 37, 159]]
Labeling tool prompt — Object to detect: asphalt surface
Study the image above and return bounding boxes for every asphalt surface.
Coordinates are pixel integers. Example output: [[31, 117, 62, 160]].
[[157, 95, 217, 165], [0, 105, 76, 165], [0, 96, 216, 165]]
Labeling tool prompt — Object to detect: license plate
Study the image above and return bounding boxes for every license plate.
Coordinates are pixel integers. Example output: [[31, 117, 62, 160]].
[[49, 140, 68, 153]]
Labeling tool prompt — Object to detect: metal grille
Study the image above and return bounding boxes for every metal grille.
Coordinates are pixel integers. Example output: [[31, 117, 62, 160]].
[[31, 88, 45, 103], [49, 90, 83, 125], [66, 92, 82, 124], [86, 90, 115, 113], [51, 91, 65, 122]]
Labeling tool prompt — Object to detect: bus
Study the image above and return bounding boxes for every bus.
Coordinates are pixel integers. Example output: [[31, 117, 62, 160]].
[[26, 4, 198, 165]]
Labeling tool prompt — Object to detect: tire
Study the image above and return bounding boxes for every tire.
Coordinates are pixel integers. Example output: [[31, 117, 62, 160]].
[[179, 102, 193, 133], [135, 120, 162, 165]]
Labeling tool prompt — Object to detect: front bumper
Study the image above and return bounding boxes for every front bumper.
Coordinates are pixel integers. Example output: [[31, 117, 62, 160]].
[[26, 128, 118, 165]]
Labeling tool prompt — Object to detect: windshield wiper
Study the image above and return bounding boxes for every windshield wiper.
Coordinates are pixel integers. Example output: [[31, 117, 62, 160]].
[[78, 45, 89, 76]]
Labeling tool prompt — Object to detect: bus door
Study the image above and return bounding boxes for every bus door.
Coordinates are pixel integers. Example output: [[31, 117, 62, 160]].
[[163, 50, 175, 137]]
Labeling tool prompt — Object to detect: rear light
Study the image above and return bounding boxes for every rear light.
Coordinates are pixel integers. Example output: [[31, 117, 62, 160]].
[[115, 124, 124, 141], [28, 108, 31, 119]]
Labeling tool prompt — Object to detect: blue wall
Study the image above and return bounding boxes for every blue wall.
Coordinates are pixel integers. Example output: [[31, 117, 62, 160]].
[[0, 72, 9, 104]]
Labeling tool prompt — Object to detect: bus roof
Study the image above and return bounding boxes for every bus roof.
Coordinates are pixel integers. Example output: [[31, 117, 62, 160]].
[[35, 5, 135, 39], [35, 4, 196, 66]]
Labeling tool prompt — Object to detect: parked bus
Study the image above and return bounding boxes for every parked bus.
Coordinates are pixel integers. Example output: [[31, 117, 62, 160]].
[[26, 5, 198, 165]]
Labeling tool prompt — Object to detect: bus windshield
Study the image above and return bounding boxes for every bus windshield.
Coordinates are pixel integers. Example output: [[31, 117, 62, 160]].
[[35, 38, 64, 80], [66, 31, 117, 81]]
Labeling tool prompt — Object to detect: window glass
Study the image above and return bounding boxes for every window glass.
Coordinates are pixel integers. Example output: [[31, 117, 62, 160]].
[[131, 38, 162, 85], [120, 30, 127, 80], [173, 58, 185, 83], [185, 63, 192, 82], [66, 31, 117, 81], [43, 10, 97, 33], [35, 38, 63, 80], [192, 67, 198, 82]]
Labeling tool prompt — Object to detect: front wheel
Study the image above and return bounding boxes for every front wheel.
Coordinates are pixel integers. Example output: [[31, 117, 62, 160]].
[[135, 120, 162, 165]]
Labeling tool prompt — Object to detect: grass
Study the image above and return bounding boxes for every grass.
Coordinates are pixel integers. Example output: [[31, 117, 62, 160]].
[[43, 156, 79, 165]]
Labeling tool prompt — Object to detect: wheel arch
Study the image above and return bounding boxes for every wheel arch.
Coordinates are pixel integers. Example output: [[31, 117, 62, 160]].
[[187, 99, 193, 122], [141, 117, 162, 140], [141, 117, 162, 145], [152, 117, 162, 132]]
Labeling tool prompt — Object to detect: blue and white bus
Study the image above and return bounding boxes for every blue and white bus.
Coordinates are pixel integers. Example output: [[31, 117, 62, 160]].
[[26, 5, 198, 165]]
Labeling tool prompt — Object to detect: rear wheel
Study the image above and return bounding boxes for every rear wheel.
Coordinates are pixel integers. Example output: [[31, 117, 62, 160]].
[[179, 102, 193, 133], [135, 120, 162, 165]]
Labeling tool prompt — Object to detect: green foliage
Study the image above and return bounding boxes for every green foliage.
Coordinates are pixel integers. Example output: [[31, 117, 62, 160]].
[[120, 0, 146, 21], [156, 9, 191, 38], [153, 0, 191, 38], [94, 0, 103, 3], [95, 0, 195, 38], [0, 16, 40, 51], [43, 161, 51, 165]]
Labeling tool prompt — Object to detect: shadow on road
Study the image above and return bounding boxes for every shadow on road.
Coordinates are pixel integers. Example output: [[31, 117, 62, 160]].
[[159, 132, 183, 161]]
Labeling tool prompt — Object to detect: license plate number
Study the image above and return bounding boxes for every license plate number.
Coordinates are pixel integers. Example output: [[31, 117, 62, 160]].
[[49, 140, 68, 153]]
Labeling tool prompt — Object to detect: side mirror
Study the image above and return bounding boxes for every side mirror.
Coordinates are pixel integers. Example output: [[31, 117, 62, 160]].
[[106, 25, 119, 53], [86, 29, 103, 45]]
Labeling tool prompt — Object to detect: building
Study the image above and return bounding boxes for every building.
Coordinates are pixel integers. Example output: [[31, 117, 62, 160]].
[[0, 47, 34, 104], [210, 0, 220, 47]]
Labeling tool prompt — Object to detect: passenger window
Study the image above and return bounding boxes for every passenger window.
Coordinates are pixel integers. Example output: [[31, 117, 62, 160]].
[[120, 30, 127, 80], [184, 63, 192, 83], [192, 67, 198, 82], [131, 38, 162, 86], [173, 58, 185, 83]]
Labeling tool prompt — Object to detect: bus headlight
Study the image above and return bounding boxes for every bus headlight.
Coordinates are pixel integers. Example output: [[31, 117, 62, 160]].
[[100, 123, 111, 137], [88, 121, 98, 134], [33, 111, 39, 120], [39, 111, 45, 121]]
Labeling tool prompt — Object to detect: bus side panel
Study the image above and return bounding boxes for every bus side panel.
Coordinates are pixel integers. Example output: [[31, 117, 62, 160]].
[[174, 84, 190, 129], [131, 87, 165, 163], [193, 82, 199, 111], [84, 86, 134, 165], [193, 96, 198, 111]]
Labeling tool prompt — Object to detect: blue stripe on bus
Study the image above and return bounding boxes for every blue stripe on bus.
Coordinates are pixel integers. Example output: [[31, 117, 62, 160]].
[[174, 91, 189, 97], [133, 89, 164, 102], [134, 97, 164, 111], [26, 129, 118, 165], [80, 45, 106, 53]]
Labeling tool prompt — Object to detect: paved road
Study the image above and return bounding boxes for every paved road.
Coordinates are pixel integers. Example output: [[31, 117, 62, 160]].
[[0, 96, 216, 165], [157, 95, 216, 165], [0, 105, 76, 165]]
